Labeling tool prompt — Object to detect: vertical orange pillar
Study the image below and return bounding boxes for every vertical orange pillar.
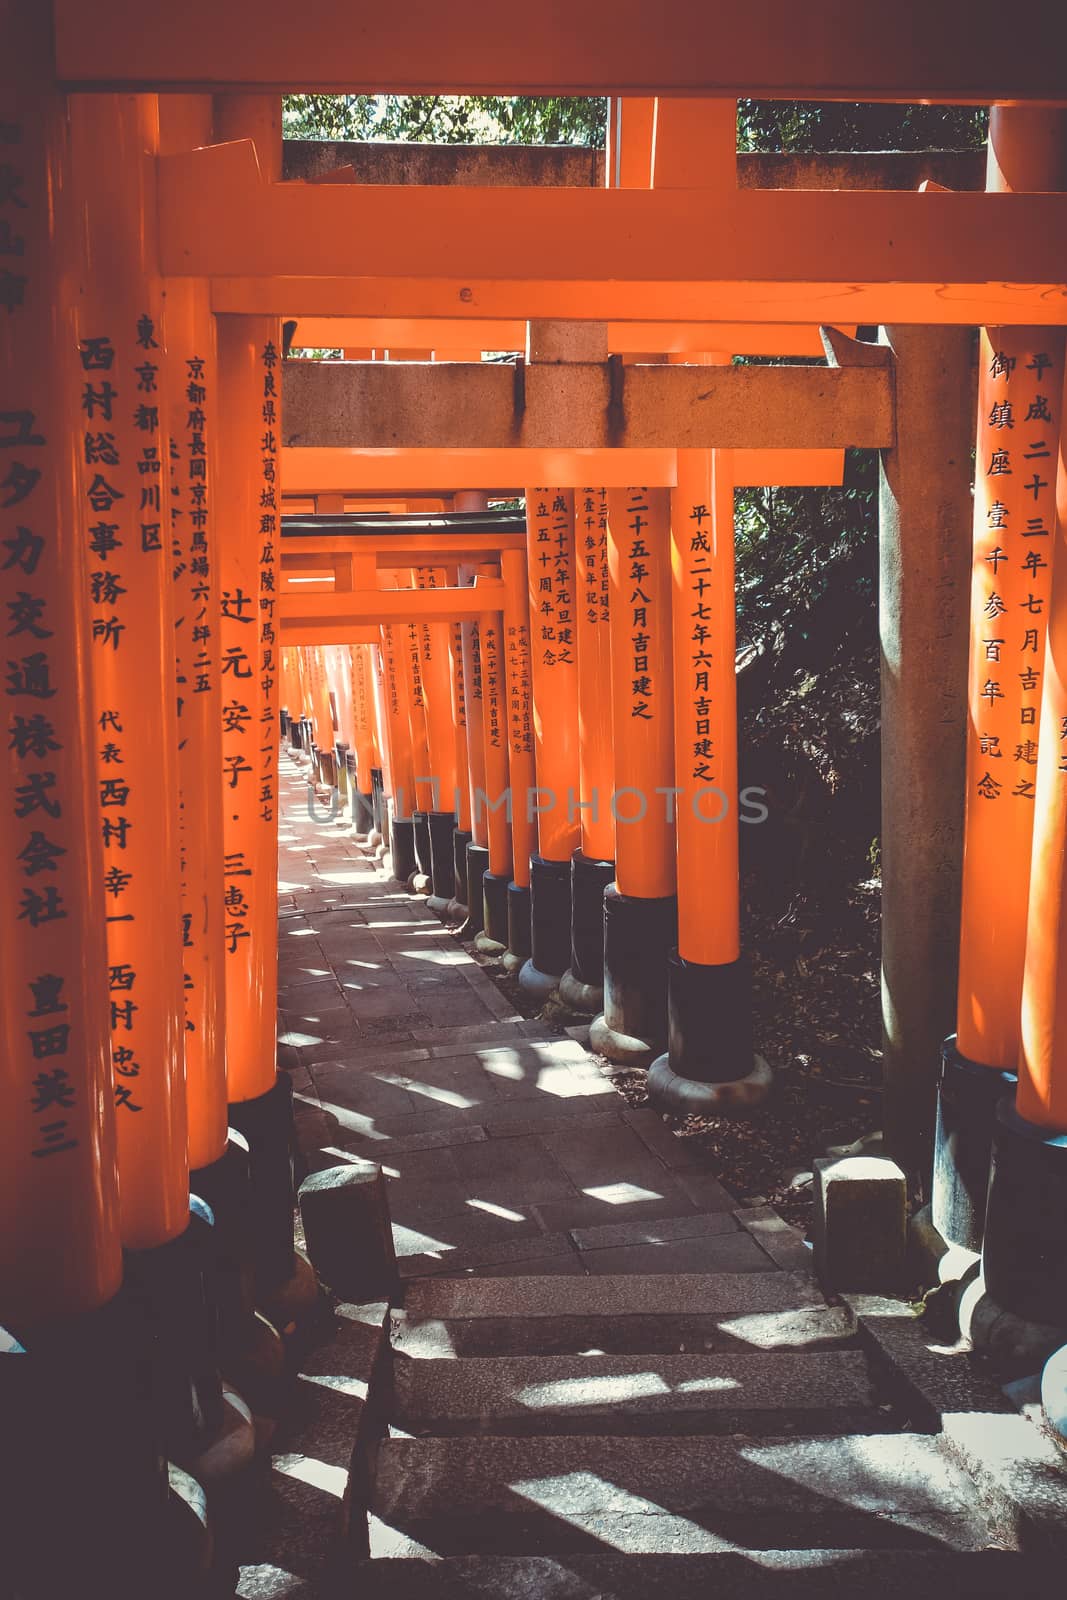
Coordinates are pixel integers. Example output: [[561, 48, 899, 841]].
[[160, 95, 229, 1181], [308, 646, 336, 784], [1016, 365, 1067, 1133], [403, 578, 434, 887], [452, 490, 488, 930], [216, 314, 299, 1296], [69, 92, 189, 1250], [457, 567, 493, 938], [447, 615, 474, 917], [1, 17, 122, 1327], [474, 598, 513, 950], [938, 107, 1067, 1259], [521, 487, 580, 995], [414, 566, 460, 908], [281, 646, 302, 745], [501, 547, 537, 969], [560, 488, 616, 1013], [955, 332, 1062, 1071], [590, 486, 679, 1060], [650, 429, 770, 1112], [380, 621, 418, 881], [350, 642, 377, 834], [971, 109, 1067, 1323]]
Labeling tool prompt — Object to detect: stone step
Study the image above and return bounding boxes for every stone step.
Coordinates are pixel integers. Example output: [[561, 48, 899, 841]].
[[393, 1272, 851, 1356], [392, 1349, 889, 1437], [369, 1433, 996, 1556], [352, 1551, 1037, 1598]]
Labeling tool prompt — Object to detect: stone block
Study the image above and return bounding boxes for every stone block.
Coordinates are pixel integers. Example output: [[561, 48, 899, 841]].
[[813, 1154, 907, 1293], [298, 1161, 399, 1300]]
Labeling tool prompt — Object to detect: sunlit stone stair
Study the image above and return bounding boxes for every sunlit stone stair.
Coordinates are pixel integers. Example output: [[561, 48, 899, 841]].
[[391, 1272, 855, 1358], [350, 1269, 1024, 1592]]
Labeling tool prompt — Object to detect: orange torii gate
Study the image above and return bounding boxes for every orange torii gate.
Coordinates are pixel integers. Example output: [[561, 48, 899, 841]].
[[280, 513, 531, 949], [8, 10, 1067, 1586]]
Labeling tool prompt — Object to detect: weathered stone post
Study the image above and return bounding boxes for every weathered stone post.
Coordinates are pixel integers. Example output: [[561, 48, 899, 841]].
[[877, 325, 974, 1192]]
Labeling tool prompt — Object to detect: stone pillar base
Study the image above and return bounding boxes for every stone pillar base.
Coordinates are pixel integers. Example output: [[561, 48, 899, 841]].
[[476, 868, 510, 953], [427, 809, 458, 910], [458, 841, 490, 938], [932, 1035, 1016, 1253], [517, 853, 571, 998], [388, 812, 417, 883], [227, 1074, 299, 1302], [560, 850, 614, 1015], [446, 827, 474, 921], [590, 886, 676, 1065], [647, 950, 772, 1115], [982, 1096, 1067, 1331], [504, 879, 532, 973]]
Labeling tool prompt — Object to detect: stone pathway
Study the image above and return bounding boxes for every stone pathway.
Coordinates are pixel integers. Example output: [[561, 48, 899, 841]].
[[235, 753, 1051, 1597], [277, 757, 773, 1281]]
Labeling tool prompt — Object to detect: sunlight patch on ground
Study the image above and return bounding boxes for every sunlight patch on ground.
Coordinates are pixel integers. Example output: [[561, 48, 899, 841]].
[[582, 1182, 664, 1204], [299, 1372, 369, 1401], [391, 1222, 456, 1257], [375, 1073, 479, 1109], [535, 1064, 612, 1098], [395, 947, 472, 966], [278, 1030, 324, 1048], [466, 1197, 526, 1222], [272, 1453, 348, 1499], [517, 1371, 669, 1408]]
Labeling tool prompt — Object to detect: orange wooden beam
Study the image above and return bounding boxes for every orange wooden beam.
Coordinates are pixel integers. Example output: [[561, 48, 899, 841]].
[[53, 0, 1067, 101], [279, 446, 844, 491], [215, 272, 1066, 328], [159, 144, 1067, 303], [291, 318, 837, 357]]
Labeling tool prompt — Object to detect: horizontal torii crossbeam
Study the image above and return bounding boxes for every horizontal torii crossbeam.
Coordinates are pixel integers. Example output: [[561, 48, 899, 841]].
[[52, 0, 1067, 101], [159, 143, 1067, 327], [281, 357, 893, 451], [280, 578, 506, 644]]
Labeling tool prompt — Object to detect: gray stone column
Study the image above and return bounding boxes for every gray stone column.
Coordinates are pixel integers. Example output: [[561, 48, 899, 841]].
[[878, 324, 976, 1183]]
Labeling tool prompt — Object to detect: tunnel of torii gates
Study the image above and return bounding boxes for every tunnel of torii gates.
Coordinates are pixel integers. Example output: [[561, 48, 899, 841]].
[[5, 0, 1067, 1575]]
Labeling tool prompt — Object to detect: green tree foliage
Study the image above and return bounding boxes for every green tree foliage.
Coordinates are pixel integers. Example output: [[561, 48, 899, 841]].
[[738, 99, 987, 153], [283, 94, 606, 145]]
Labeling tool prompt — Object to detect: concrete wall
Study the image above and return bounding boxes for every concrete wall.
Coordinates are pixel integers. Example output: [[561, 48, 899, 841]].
[[283, 140, 985, 191]]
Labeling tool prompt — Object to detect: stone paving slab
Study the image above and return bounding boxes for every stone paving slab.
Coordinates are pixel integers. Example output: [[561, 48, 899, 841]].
[[350, 1551, 1044, 1598], [275, 759, 753, 1282], [578, 1231, 777, 1278], [371, 1432, 991, 1552]]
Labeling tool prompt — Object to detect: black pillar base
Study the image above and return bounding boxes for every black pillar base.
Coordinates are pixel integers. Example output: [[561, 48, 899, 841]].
[[411, 810, 433, 889], [334, 741, 350, 813], [648, 950, 772, 1115], [477, 868, 511, 953], [3, 1292, 173, 1597], [124, 1207, 224, 1462], [289, 717, 303, 751], [504, 879, 533, 972], [459, 841, 490, 938], [389, 814, 417, 883], [318, 749, 337, 790], [190, 1130, 255, 1360], [226, 1074, 296, 1299], [279, 708, 290, 737], [448, 827, 473, 919], [560, 850, 615, 1014], [519, 854, 572, 999], [427, 809, 458, 910], [589, 886, 676, 1066], [370, 766, 385, 841], [983, 1095, 1067, 1329], [353, 789, 375, 836], [932, 1036, 1016, 1253]]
